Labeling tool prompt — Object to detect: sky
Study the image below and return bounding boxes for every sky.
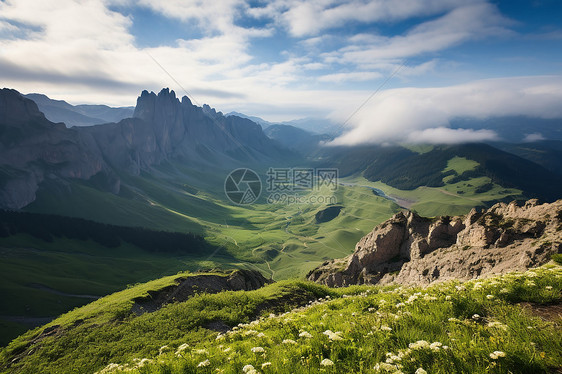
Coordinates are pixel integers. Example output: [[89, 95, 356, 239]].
[[0, 0, 561, 144]]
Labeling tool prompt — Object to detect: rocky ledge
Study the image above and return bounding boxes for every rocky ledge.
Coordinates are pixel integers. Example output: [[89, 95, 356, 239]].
[[308, 199, 562, 287]]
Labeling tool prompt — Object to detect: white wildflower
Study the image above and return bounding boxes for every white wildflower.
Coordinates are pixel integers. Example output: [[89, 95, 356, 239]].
[[262, 362, 272, 368], [175, 343, 189, 356], [251, 346, 265, 353], [380, 325, 392, 331], [194, 349, 208, 355], [242, 364, 256, 373], [486, 294, 495, 300], [545, 286, 553, 290], [490, 351, 506, 360], [430, 341, 442, 351], [197, 359, 210, 368], [415, 368, 428, 374], [472, 314, 481, 320], [323, 330, 343, 341], [282, 339, 297, 345], [320, 358, 334, 366], [257, 332, 266, 338], [409, 340, 430, 350], [299, 331, 313, 338]]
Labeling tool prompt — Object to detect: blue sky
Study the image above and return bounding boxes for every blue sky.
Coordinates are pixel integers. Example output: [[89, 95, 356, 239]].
[[0, 0, 561, 143]]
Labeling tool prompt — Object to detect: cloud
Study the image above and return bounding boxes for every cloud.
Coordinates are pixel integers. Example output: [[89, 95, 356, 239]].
[[523, 133, 546, 142], [329, 76, 562, 146], [318, 71, 383, 83], [326, 2, 513, 65], [279, 0, 472, 37], [405, 128, 499, 144]]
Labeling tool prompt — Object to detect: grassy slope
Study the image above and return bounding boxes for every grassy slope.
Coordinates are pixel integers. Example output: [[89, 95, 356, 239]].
[[0, 234, 235, 346], [344, 154, 523, 217], [1, 264, 560, 374]]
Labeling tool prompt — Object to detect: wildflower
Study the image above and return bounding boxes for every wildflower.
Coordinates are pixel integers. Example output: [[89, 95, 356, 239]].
[[158, 345, 170, 355], [396, 302, 405, 308], [374, 362, 399, 371], [486, 295, 494, 300], [545, 286, 553, 290], [487, 321, 508, 331], [380, 325, 392, 331], [415, 369, 428, 374], [323, 330, 343, 341], [257, 332, 266, 338], [282, 339, 297, 345], [409, 340, 430, 350], [320, 358, 334, 366], [242, 364, 256, 373], [299, 331, 313, 338], [197, 359, 210, 368], [525, 280, 536, 287], [490, 351, 506, 360], [251, 347, 265, 353], [175, 343, 189, 356], [194, 349, 208, 355], [137, 358, 151, 367], [472, 314, 481, 320], [262, 362, 272, 368], [430, 341, 442, 351], [448, 317, 461, 323], [445, 295, 452, 301]]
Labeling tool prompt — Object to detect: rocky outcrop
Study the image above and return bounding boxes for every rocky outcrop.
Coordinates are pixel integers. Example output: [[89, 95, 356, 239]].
[[131, 270, 272, 314], [308, 199, 562, 286]]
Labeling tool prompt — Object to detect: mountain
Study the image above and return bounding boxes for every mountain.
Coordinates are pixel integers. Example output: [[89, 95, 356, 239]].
[[319, 143, 562, 202], [225, 111, 271, 128], [263, 124, 332, 154], [450, 116, 562, 142], [0, 88, 116, 209], [496, 140, 562, 175], [24, 93, 134, 127], [282, 117, 342, 135], [226, 111, 341, 135], [0, 88, 292, 209], [308, 199, 562, 287]]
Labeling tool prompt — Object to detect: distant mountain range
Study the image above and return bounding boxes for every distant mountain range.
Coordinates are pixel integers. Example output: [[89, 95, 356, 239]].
[[0, 88, 290, 209], [226, 111, 341, 135], [24, 93, 134, 127]]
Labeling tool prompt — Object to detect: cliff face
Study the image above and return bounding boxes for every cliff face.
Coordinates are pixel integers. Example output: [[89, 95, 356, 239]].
[[0, 88, 289, 208], [0, 89, 115, 209], [308, 199, 562, 287]]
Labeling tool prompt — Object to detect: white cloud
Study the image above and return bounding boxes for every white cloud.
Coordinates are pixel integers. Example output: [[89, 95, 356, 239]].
[[523, 133, 546, 142], [330, 76, 562, 146], [405, 128, 499, 144], [318, 71, 382, 83], [328, 2, 512, 64], [279, 0, 472, 37]]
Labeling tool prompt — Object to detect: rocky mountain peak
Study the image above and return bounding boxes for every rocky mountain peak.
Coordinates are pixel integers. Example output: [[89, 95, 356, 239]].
[[308, 199, 562, 287], [0, 88, 48, 126]]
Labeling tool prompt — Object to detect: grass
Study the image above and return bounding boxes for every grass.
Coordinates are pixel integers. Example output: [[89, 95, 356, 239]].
[[2, 264, 560, 374], [343, 173, 523, 217], [0, 234, 236, 346]]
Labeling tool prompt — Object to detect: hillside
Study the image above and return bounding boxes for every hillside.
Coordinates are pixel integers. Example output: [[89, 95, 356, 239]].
[[321, 143, 562, 202], [1, 263, 560, 373], [0, 210, 233, 346]]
